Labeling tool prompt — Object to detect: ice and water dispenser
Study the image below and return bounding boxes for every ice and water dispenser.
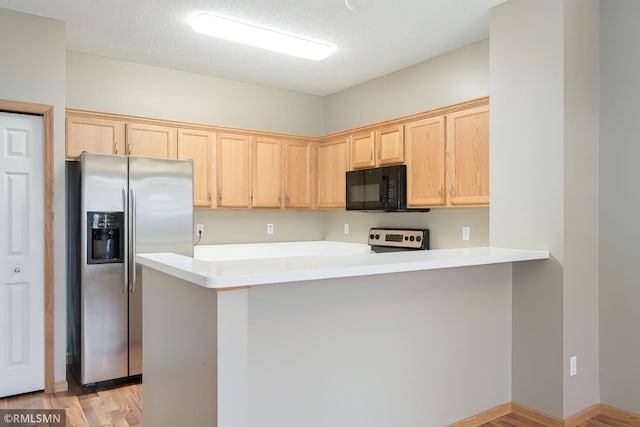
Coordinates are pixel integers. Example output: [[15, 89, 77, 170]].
[[87, 212, 124, 264]]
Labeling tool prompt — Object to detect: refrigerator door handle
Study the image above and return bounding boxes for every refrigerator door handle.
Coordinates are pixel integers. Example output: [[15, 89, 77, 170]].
[[122, 187, 128, 295], [130, 187, 137, 294]]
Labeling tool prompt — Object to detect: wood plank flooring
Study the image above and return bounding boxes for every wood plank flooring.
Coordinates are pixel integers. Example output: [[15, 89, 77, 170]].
[[480, 411, 640, 427], [3, 385, 640, 427], [0, 383, 142, 427]]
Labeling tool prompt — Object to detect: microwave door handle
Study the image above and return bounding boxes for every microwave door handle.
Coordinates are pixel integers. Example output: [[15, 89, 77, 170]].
[[380, 176, 389, 205]]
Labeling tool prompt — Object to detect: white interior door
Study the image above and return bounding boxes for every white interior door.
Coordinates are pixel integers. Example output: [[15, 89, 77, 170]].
[[0, 112, 44, 397]]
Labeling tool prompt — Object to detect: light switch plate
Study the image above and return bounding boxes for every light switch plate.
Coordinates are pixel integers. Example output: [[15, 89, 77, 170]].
[[462, 226, 470, 241], [570, 356, 577, 376]]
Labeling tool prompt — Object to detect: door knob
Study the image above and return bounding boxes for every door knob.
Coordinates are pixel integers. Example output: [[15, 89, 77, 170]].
[[14, 267, 20, 273]]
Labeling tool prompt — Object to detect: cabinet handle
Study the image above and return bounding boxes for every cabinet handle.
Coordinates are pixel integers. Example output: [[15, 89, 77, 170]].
[[128, 144, 132, 155], [208, 192, 212, 200], [438, 185, 443, 197], [369, 150, 373, 161], [449, 185, 454, 197], [285, 193, 290, 204], [278, 193, 282, 202], [218, 191, 223, 200], [114, 143, 118, 155], [377, 150, 381, 160]]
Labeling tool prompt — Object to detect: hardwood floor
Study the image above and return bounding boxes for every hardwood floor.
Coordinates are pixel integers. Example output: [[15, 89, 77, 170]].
[[0, 383, 142, 427], [575, 414, 640, 427], [480, 411, 640, 427], [3, 385, 640, 427]]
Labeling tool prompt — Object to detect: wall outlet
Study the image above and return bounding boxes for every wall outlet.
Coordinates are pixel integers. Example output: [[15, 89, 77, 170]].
[[462, 226, 470, 241], [570, 356, 577, 376], [196, 223, 204, 236], [344, 223, 350, 234], [267, 223, 274, 234]]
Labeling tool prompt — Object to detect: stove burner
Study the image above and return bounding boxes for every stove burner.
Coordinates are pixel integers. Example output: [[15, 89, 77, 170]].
[[368, 228, 429, 252]]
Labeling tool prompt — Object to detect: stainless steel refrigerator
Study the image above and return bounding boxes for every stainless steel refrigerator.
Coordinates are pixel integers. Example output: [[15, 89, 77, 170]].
[[67, 152, 193, 386]]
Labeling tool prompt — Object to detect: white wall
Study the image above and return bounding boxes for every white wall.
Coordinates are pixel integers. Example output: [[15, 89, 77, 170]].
[[194, 210, 325, 245], [324, 39, 489, 134], [599, 0, 640, 414], [66, 51, 326, 137], [248, 265, 512, 426], [562, 0, 600, 416], [491, 0, 566, 418], [0, 9, 67, 384], [490, 0, 599, 418]]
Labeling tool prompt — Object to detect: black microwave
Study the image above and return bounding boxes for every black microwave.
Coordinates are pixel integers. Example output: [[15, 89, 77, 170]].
[[345, 165, 428, 212]]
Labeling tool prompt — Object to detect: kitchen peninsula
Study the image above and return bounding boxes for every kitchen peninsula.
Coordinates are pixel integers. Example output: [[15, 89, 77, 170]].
[[138, 242, 547, 427]]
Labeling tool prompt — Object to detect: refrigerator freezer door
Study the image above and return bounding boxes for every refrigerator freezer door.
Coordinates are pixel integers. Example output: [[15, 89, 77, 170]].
[[80, 153, 129, 384], [128, 156, 194, 375]]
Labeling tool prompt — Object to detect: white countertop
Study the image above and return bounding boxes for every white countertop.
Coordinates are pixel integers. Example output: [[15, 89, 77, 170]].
[[137, 241, 549, 290]]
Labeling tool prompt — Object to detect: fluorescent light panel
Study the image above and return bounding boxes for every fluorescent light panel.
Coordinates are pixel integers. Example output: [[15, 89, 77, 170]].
[[191, 13, 334, 61]]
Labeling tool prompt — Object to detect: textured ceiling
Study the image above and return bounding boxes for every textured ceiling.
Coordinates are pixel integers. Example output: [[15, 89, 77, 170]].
[[0, 0, 507, 96]]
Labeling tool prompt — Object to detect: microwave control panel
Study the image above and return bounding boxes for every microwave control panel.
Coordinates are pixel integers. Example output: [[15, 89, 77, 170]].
[[368, 228, 429, 250]]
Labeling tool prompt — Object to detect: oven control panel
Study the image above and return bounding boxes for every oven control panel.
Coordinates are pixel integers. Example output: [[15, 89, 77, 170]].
[[368, 228, 429, 250]]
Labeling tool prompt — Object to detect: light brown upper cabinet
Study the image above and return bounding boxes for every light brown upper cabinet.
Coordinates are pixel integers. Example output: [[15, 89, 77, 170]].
[[178, 129, 215, 208], [217, 133, 252, 208], [405, 117, 446, 207], [126, 123, 178, 159], [350, 131, 375, 169], [66, 116, 125, 159], [317, 137, 350, 209], [253, 136, 283, 208], [445, 105, 489, 206], [350, 126, 404, 170], [284, 141, 313, 209], [66, 97, 488, 211], [375, 125, 404, 166]]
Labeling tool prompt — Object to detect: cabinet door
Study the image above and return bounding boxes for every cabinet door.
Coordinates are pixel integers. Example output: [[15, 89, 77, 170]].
[[126, 123, 178, 159], [317, 138, 349, 208], [284, 141, 312, 209], [376, 125, 404, 165], [253, 137, 283, 208], [446, 106, 489, 206], [217, 133, 251, 208], [350, 131, 375, 169], [178, 129, 214, 208], [406, 117, 446, 207], [66, 116, 125, 159]]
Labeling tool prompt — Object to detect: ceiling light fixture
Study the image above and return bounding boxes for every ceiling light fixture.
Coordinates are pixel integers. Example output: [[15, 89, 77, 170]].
[[345, 0, 373, 12], [190, 13, 334, 61]]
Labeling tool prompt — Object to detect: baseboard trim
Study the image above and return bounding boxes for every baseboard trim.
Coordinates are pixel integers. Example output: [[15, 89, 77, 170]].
[[511, 402, 564, 427], [447, 402, 512, 427], [599, 404, 640, 423], [564, 404, 601, 426], [450, 402, 640, 426], [53, 381, 68, 393]]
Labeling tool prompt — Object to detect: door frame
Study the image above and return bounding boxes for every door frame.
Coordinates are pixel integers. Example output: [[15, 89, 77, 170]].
[[0, 99, 54, 393]]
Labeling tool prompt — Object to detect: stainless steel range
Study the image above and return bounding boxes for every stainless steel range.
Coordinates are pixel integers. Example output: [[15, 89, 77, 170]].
[[368, 227, 429, 253]]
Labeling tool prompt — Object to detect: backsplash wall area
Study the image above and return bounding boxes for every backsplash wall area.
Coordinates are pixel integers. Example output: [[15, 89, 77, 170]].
[[194, 209, 326, 245], [194, 208, 488, 249], [324, 208, 489, 248]]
